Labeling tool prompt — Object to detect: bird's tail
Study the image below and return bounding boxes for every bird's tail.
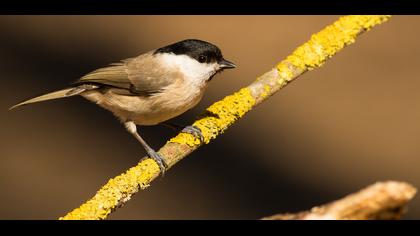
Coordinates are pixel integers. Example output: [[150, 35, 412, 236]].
[[9, 84, 98, 110]]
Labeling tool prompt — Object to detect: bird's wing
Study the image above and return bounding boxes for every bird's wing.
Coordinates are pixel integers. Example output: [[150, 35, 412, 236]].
[[77, 62, 132, 90], [76, 52, 176, 96]]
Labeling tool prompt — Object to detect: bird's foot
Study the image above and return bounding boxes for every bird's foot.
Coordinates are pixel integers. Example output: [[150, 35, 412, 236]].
[[182, 125, 204, 143], [144, 149, 168, 176]]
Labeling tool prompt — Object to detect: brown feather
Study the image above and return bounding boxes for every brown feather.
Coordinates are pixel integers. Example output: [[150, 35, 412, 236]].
[[76, 51, 182, 96]]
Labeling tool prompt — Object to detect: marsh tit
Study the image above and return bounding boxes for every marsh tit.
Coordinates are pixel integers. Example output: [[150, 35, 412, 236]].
[[10, 39, 236, 174]]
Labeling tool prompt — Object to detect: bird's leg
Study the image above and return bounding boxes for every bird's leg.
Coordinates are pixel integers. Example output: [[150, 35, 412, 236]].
[[161, 122, 204, 143], [124, 121, 168, 175]]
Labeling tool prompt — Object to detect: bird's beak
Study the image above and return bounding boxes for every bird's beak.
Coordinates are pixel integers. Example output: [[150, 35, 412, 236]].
[[219, 59, 236, 69]]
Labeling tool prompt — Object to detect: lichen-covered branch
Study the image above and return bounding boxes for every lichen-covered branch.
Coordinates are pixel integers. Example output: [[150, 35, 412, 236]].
[[61, 15, 391, 220], [262, 181, 417, 220]]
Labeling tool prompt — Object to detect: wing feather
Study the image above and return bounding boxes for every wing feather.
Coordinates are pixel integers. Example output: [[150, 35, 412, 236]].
[[77, 63, 131, 89], [75, 51, 178, 96]]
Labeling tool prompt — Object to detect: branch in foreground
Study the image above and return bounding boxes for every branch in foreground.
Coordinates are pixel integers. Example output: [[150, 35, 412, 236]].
[[263, 181, 417, 220], [61, 15, 391, 220]]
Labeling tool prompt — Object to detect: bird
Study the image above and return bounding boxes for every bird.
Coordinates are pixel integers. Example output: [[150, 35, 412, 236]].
[[9, 39, 236, 175]]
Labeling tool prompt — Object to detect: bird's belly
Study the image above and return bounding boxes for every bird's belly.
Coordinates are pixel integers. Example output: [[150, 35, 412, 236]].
[[82, 89, 203, 126]]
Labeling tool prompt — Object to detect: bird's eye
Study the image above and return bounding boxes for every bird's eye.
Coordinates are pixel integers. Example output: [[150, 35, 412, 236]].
[[198, 55, 207, 63]]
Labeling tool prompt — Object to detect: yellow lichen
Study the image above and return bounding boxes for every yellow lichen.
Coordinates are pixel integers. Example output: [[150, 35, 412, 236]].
[[60, 158, 159, 220], [277, 15, 390, 74], [168, 132, 201, 147], [276, 62, 294, 81], [169, 88, 256, 147], [260, 85, 271, 99]]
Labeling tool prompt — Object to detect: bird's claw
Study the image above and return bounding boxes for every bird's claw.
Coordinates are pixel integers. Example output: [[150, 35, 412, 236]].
[[144, 150, 168, 176], [182, 125, 204, 143]]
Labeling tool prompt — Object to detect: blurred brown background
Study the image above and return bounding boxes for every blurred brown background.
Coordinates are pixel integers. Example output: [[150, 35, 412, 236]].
[[1, 16, 420, 219]]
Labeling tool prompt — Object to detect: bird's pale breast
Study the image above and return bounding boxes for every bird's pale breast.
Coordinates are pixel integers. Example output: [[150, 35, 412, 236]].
[[81, 79, 207, 125]]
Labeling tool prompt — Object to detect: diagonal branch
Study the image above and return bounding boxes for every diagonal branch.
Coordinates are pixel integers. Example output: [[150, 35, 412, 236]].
[[61, 15, 392, 220], [262, 181, 417, 220]]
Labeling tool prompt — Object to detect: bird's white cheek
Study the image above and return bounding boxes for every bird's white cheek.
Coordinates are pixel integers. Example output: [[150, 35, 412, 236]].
[[183, 62, 217, 86], [160, 53, 217, 86]]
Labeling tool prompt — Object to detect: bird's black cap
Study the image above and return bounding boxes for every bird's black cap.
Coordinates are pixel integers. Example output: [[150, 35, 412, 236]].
[[154, 39, 225, 64]]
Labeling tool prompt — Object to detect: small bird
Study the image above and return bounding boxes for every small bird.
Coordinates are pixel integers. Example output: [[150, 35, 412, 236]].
[[10, 39, 236, 174]]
